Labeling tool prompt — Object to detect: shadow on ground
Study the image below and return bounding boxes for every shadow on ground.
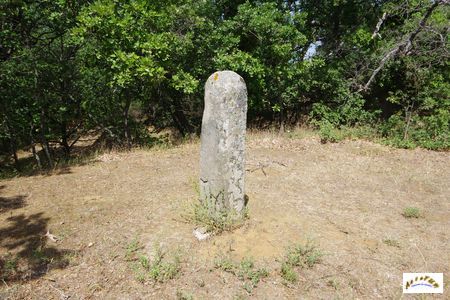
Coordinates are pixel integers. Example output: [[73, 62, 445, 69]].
[[0, 132, 181, 180], [0, 211, 77, 282], [0, 185, 27, 214]]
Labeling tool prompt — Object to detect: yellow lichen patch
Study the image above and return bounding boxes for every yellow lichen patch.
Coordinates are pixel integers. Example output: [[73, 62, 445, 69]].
[[214, 73, 219, 81]]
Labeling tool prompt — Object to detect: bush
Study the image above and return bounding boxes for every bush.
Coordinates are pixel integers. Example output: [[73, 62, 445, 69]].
[[381, 112, 449, 150], [318, 121, 344, 143]]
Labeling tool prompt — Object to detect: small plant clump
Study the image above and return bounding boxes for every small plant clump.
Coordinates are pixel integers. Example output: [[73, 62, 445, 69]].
[[183, 179, 249, 235], [0, 254, 19, 281], [280, 241, 323, 283], [214, 256, 268, 294], [184, 201, 249, 234], [327, 278, 339, 290], [176, 290, 194, 300], [127, 241, 181, 283], [402, 207, 421, 218], [280, 263, 298, 283], [382, 238, 401, 248], [125, 238, 142, 260]]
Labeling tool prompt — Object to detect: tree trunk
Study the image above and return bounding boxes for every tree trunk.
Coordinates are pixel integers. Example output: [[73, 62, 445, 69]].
[[172, 97, 193, 136], [61, 122, 71, 157], [59, 35, 71, 158], [29, 122, 42, 170], [403, 105, 414, 140], [279, 105, 285, 134], [123, 94, 132, 149], [40, 108, 53, 168], [10, 138, 19, 170], [4, 118, 20, 170], [31, 144, 41, 170]]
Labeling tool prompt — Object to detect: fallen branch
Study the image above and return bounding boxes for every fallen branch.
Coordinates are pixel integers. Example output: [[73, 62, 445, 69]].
[[246, 160, 287, 176]]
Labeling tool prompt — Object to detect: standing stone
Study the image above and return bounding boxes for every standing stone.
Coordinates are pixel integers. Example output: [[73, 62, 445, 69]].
[[199, 71, 248, 218]]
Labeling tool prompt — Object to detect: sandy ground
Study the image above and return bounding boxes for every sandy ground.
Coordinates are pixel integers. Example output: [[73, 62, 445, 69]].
[[0, 132, 449, 299]]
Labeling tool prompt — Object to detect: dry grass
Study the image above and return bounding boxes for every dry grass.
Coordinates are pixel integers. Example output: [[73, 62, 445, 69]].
[[1, 129, 449, 299]]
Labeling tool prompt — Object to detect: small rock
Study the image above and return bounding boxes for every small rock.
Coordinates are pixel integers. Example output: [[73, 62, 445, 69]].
[[193, 227, 211, 241], [44, 231, 58, 242]]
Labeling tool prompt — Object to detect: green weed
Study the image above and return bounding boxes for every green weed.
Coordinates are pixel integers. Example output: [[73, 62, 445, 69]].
[[402, 207, 421, 218], [31, 248, 50, 264], [280, 262, 298, 283], [280, 240, 323, 284], [327, 278, 339, 290], [214, 256, 268, 294], [176, 290, 194, 300], [214, 256, 236, 273], [1, 254, 18, 279], [284, 242, 323, 268], [382, 238, 401, 248], [184, 200, 249, 234], [131, 244, 181, 283], [125, 238, 141, 260]]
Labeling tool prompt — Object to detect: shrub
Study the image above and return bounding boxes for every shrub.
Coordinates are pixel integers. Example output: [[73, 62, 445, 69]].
[[318, 121, 343, 143]]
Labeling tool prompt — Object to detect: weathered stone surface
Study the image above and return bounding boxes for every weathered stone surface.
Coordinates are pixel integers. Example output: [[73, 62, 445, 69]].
[[199, 71, 248, 216]]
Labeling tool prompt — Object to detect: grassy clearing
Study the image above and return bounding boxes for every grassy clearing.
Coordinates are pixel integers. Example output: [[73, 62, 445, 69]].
[[2, 132, 448, 299]]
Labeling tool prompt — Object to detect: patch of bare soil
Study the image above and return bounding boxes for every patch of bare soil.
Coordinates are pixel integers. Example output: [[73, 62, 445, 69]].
[[1, 132, 449, 299]]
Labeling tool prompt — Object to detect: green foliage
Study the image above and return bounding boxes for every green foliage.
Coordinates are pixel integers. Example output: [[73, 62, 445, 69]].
[[176, 290, 195, 300], [402, 207, 421, 219], [184, 200, 249, 234], [1, 0, 448, 171], [318, 121, 344, 144], [284, 242, 323, 268], [280, 262, 298, 283], [214, 256, 268, 294], [280, 240, 323, 283], [129, 243, 181, 283], [214, 256, 236, 273], [382, 239, 401, 248], [237, 257, 269, 289], [0, 254, 18, 280], [31, 248, 51, 264], [125, 238, 142, 260], [381, 111, 449, 150]]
